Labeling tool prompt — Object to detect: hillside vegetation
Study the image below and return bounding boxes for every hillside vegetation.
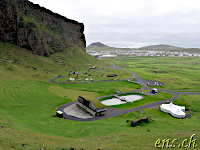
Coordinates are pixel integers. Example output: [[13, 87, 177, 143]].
[[0, 42, 200, 149], [0, 42, 107, 81], [109, 56, 200, 91]]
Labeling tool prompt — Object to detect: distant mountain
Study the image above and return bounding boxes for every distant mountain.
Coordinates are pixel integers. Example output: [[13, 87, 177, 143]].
[[140, 44, 200, 52], [140, 44, 184, 50], [87, 42, 113, 52], [88, 42, 108, 47], [87, 42, 132, 52], [87, 43, 200, 53]]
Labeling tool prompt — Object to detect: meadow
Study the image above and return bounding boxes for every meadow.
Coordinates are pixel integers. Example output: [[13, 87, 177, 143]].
[[0, 41, 108, 82], [108, 57, 200, 91], [0, 44, 200, 149]]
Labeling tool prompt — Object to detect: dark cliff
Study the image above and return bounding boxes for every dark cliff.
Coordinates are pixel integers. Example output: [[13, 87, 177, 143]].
[[0, 0, 86, 56]]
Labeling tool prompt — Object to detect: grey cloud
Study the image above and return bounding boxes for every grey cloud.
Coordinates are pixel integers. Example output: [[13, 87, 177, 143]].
[[29, 0, 200, 48]]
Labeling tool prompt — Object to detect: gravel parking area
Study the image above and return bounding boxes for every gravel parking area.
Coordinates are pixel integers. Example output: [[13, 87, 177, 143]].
[[63, 104, 94, 119]]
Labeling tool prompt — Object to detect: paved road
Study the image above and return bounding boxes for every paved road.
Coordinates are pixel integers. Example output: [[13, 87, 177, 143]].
[[55, 63, 200, 121]]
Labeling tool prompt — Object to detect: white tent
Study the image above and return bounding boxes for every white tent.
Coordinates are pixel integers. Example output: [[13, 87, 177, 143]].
[[69, 78, 75, 81], [160, 102, 186, 118]]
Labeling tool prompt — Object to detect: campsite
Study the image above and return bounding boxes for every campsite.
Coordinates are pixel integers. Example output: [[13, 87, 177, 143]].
[[1, 0, 200, 149], [1, 50, 200, 149]]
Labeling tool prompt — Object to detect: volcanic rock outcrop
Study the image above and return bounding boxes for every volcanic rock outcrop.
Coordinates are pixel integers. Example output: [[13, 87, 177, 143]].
[[0, 0, 86, 56]]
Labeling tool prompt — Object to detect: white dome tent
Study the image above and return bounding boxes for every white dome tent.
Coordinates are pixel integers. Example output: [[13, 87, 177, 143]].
[[160, 102, 186, 118]]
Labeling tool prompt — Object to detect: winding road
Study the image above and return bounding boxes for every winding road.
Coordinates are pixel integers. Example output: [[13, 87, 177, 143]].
[[53, 63, 200, 121]]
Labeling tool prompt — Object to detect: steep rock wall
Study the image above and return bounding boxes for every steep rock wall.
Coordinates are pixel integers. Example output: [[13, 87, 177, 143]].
[[0, 0, 86, 56]]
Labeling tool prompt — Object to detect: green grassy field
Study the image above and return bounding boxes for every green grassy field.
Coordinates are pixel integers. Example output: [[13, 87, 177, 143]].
[[0, 97, 200, 150], [108, 57, 200, 91], [0, 43, 200, 149], [0, 41, 108, 82], [54, 68, 132, 82]]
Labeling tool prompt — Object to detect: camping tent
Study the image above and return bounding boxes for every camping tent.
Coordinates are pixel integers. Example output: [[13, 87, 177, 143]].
[[160, 102, 186, 118]]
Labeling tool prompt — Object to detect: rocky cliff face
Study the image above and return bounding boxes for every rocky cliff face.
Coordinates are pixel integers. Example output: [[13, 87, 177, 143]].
[[0, 0, 86, 56]]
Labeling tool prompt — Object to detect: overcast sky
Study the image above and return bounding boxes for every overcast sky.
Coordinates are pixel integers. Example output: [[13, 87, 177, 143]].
[[29, 0, 200, 48]]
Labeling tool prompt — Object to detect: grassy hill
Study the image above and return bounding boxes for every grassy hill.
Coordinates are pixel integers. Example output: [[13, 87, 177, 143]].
[[88, 42, 108, 47], [140, 44, 200, 52], [140, 44, 183, 50], [87, 42, 113, 52], [1, 42, 200, 149], [0, 41, 108, 81], [86, 42, 133, 52]]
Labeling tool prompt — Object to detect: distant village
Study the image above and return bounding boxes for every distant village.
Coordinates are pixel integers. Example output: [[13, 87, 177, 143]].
[[87, 49, 200, 58]]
